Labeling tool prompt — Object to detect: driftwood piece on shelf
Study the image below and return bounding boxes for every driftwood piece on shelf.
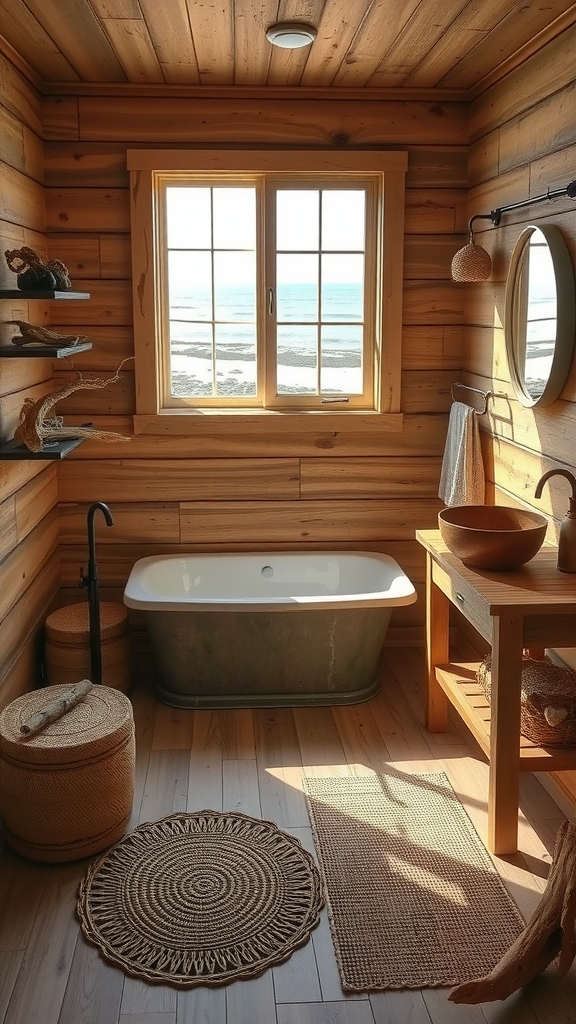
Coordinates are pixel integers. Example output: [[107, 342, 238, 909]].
[[13, 357, 133, 452], [1, 320, 87, 346], [449, 821, 576, 1004], [19, 679, 93, 738]]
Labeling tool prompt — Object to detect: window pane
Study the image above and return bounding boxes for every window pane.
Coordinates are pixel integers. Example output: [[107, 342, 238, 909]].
[[213, 188, 256, 249], [322, 191, 365, 251], [168, 251, 212, 321], [321, 255, 364, 322], [277, 325, 318, 395], [277, 190, 319, 251], [215, 325, 257, 396], [214, 252, 256, 321], [277, 254, 318, 321], [166, 187, 211, 249], [320, 325, 363, 394], [170, 322, 213, 397]]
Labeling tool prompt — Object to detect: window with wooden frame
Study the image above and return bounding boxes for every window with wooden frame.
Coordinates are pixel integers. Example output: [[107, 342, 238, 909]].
[[128, 151, 407, 434]]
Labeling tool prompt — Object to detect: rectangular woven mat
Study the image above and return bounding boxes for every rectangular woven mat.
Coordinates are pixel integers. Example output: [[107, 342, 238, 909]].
[[303, 771, 525, 991]]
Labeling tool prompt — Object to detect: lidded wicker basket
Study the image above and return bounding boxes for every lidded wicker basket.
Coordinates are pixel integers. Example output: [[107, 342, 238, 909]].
[[477, 654, 576, 747], [44, 602, 131, 692], [0, 684, 135, 862]]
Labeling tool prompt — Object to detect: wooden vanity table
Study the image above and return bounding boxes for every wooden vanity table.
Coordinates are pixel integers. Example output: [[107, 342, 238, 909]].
[[416, 530, 576, 855]]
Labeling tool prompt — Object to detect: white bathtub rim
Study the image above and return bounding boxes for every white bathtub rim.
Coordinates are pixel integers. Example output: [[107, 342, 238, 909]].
[[123, 551, 417, 612]]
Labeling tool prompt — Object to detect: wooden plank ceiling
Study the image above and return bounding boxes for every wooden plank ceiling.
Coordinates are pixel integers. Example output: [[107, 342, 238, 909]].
[[1, 0, 575, 94]]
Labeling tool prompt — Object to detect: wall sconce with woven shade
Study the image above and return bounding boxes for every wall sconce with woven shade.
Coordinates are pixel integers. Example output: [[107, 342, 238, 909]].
[[451, 178, 576, 282]]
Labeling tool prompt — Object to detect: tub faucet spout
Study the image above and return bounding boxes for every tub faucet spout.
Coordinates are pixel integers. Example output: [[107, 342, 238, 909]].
[[80, 502, 114, 683]]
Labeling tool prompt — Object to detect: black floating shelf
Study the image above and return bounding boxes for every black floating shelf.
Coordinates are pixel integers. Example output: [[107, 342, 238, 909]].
[[0, 342, 92, 358], [0, 435, 87, 460], [0, 289, 90, 299]]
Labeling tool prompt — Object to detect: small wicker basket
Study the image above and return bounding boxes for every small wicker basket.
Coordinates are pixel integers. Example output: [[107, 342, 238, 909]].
[[0, 684, 135, 862], [44, 602, 131, 692], [477, 653, 576, 747]]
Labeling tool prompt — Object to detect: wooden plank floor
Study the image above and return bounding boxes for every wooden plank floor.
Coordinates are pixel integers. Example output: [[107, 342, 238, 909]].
[[1, 645, 575, 1024]]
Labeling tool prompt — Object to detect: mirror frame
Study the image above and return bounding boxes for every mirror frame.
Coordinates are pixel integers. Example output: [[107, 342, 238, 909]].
[[504, 223, 576, 408]]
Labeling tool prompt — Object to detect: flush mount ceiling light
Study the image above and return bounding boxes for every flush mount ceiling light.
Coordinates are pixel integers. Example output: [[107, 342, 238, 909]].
[[266, 22, 317, 48]]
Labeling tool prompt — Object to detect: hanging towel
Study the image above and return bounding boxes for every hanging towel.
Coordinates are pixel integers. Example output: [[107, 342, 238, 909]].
[[438, 402, 485, 506]]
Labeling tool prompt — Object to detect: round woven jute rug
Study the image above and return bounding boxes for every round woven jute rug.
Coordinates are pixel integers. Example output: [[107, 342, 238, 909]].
[[77, 810, 324, 986]]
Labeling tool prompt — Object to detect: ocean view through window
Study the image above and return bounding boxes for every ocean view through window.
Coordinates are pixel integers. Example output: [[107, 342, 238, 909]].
[[128, 150, 407, 433]]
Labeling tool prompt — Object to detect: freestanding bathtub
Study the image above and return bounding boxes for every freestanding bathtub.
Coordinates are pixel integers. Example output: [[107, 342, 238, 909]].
[[124, 552, 417, 708]]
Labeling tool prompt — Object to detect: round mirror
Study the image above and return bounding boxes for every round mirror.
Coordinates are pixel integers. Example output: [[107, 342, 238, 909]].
[[504, 224, 575, 407]]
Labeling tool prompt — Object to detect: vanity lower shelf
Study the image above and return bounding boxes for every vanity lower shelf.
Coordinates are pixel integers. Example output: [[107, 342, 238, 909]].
[[435, 660, 576, 772]]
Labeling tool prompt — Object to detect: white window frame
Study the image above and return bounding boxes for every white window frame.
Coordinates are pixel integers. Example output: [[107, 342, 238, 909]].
[[128, 150, 407, 435]]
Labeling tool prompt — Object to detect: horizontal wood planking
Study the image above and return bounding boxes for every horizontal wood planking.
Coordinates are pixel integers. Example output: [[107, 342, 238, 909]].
[[58, 458, 301, 502], [480, 432, 571, 527], [0, 459, 49, 504], [0, 50, 43, 136], [58, 456, 441, 503], [0, 358, 52, 398], [63, 96, 469, 145], [0, 105, 44, 182], [0, 511, 59, 622], [0, 552, 60, 700], [59, 502, 181, 544], [0, 161, 45, 231], [0, 632, 41, 711], [300, 457, 442, 498], [179, 499, 441, 544], [60, 412, 450, 457], [58, 498, 441, 546], [42, 142, 469, 190]]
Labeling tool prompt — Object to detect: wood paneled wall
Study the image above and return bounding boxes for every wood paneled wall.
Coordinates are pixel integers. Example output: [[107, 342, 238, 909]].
[[0, 53, 59, 709], [463, 23, 576, 799], [41, 94, 468, 640]]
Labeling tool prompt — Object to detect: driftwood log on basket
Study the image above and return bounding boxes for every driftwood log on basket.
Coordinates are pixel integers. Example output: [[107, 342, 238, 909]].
[[450, 821, 576, 1003], [19, 679, 93, 737]]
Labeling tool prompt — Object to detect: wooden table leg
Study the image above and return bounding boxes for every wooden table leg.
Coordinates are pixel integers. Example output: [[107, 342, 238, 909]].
[[425, 552, 450, 732], [488, 612, 524, 855]]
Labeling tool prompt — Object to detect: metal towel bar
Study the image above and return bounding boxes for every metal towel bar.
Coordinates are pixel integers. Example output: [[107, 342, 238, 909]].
[[451, 382, 507, 415]]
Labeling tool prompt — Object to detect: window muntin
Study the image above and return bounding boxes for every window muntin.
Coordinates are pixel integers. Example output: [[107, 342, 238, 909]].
[[165, 183, 258, 403], [158, 175, 376, 410]]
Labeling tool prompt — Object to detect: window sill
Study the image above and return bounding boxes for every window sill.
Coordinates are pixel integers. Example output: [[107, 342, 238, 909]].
[[133, 410, 404, 435]]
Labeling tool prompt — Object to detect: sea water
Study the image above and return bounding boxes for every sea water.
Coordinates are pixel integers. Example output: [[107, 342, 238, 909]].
[[169, 282, 364, 397]]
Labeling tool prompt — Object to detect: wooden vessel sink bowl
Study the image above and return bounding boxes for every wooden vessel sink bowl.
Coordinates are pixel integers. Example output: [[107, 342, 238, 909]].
[[438, 505, 548, 570]]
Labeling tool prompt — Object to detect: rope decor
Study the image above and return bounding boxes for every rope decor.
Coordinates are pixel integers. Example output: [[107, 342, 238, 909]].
[[5, 245, 72, 290], [77, 811, 325, 987], [451, 240, 492, 282], [14, 358, 133, 451]]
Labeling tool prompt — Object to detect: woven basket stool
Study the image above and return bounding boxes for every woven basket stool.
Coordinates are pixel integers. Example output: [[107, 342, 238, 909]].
[[44, 602, 131, 692], [0, 684, 135, 862]]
